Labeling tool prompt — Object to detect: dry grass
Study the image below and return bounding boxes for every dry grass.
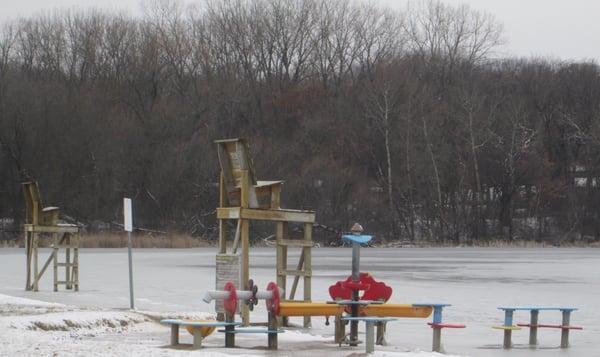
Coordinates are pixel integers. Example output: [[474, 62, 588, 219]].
[[79, 233, 212, 248], [2, 233, 213, 248]]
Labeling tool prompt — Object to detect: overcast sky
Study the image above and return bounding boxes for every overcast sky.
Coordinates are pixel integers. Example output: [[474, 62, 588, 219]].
[[1, 0, 599, 62]]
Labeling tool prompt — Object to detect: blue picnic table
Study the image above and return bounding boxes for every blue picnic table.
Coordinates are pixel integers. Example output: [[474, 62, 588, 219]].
[[493, 306, 582, 348]]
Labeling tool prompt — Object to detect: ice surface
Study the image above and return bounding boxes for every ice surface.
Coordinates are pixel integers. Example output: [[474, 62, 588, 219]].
[[0, 247, 598, 356]]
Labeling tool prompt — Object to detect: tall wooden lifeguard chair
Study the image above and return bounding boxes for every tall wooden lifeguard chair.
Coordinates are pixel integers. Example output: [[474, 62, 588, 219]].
[[22, 181, 80, 292], [215, 139, 315, 327]]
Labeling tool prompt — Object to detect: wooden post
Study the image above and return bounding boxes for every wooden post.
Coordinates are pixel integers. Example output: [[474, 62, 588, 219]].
[[560, 310, 571, 348], [33, 233, 39, 291], [268, 312, 278, 350], [276, 222, 287, 293], [218, 172, 227, 254], [73, 232, 79, 291], [376, 321, 387, 345], [529, 310, 539, 346], [65, 234, 72, 289], [303, 222, 312, 328], [240, 219, 249, 325], [225, 312, 235, 348], [25, 230, 31, 290], [335, 315, 345, 345], [170, 324, 179, 346], [53, 234, 58, 292], [276, 222, 287, 326], [240, 170, 250, 326]]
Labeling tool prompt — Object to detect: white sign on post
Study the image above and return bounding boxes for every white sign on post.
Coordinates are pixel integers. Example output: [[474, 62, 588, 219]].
[[124, 198, 133, 232]]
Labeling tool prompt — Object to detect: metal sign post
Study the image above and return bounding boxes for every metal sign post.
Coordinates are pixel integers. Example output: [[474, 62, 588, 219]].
[[123, 198, 134, 310]]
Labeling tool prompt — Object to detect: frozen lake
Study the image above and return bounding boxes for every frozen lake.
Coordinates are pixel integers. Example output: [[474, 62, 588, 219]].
[[0, 247, 598, 356]]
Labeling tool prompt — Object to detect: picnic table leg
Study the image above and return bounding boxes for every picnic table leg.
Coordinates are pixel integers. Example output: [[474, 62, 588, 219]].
[[503, 310, 514, 349], [432, 306, 443, 352], [192, 328, 203, 349], [432, 327, 442, 352], [529, 310, 539, 346], [170, 324, 179, 346], [225, 312, 235, 348], [365, 321, 375, 353], [560, 310, 571, 348], [376, 321, 387, 345]]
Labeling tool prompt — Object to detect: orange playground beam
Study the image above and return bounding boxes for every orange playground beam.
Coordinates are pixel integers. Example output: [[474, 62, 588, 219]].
[[279, 302, 344, 317], [362, 304, 433, 318]]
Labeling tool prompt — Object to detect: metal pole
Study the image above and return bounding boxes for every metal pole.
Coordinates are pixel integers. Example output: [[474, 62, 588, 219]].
[[365, 321, 375, 353], [503, 310, 513, 349], [347, 223, 365, 347], [124, 198, 134, 310], [350, 238, 360, 346], [127, 231, 134, 310], [560, 310, 571, 348], [529, 310, 539, 346]]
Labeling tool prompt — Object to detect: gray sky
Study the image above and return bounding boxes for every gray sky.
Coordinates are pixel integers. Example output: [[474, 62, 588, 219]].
[[1, 0, 599, 61]]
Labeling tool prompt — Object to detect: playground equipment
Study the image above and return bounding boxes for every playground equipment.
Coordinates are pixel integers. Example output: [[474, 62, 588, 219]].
[[159, 219, 469, 353], [493, 307, 582, 349], [215, 138, 315, 326], [328, 224, 464, 352], [22, 181, 80, 292], [162, 280, 283, 349]]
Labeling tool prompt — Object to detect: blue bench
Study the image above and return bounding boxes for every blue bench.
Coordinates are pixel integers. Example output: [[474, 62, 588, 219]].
[[160, 319, 241, 349], [494, 307, 582, 348], [341, 316, 397, 353]]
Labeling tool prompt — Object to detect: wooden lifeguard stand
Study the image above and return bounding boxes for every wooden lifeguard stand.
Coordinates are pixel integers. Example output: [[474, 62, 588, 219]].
[[215, 139, 315, 327], [22, 181, 80, 292]]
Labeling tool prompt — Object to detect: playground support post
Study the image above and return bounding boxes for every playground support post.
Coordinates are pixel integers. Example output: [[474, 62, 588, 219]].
[[561, 310, 571, 348], [503, 310, 514, 349], [225, 311, 235, 347], [529, 310, 539, 346], [349, 237, 360, 346], [268, 312, 278, 349]]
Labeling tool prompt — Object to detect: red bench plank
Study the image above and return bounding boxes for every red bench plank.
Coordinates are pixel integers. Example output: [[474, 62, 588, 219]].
[[428, 322, 466, 329]]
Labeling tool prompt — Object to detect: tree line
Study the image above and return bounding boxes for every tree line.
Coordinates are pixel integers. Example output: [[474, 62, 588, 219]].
[[1, 0, 599, 244]]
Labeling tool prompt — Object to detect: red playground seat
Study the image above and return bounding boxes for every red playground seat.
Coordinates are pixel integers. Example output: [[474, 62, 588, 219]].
[[329, 272, 393, 310]]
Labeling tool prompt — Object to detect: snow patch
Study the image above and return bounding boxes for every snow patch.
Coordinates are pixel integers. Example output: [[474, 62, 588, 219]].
[[8, 310, 147, 332]]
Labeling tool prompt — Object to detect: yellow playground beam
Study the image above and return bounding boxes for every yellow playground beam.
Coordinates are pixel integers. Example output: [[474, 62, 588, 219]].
[[279, 303, 344, 317], [362, 304, 433, 318], [277, 302, 432, 318]]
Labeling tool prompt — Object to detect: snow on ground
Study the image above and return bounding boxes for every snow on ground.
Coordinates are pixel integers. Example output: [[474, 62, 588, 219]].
[[0, 293, 462, 356]]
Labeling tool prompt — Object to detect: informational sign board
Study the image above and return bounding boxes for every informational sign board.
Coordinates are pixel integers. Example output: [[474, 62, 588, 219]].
[[215, 254, 241, 314], [123, 198, 133, 232]]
